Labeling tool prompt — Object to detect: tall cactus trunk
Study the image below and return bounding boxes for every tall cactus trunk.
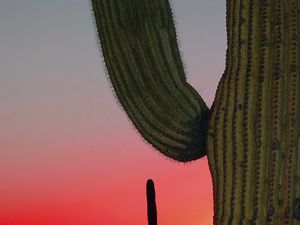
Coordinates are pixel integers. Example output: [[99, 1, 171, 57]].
[[207, 0, 300, 224]]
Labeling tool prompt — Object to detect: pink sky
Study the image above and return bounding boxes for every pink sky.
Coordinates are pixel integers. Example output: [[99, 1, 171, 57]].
[[0, 1, 226, 224]]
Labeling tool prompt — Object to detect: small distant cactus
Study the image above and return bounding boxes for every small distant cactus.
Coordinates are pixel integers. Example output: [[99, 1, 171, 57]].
[[91, 0, 300, 224], [147, 179, 157, 225]]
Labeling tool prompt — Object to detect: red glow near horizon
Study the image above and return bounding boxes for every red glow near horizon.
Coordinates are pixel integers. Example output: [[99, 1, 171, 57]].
[[0, 139, 213, 225]]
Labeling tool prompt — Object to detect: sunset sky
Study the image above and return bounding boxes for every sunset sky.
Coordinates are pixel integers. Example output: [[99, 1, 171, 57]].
[[0, 1, 226, 225]]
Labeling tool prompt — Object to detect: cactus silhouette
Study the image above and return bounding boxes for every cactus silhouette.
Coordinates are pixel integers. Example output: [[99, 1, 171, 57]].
[[91, 0, 300, 224], [147, 179, 157, 225]]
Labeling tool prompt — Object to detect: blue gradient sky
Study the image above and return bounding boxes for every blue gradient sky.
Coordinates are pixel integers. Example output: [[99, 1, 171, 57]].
[[0, 1, 226, 224]]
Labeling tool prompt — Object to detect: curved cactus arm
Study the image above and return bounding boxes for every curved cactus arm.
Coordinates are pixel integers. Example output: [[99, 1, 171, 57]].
[[91, 0, 209, 162]]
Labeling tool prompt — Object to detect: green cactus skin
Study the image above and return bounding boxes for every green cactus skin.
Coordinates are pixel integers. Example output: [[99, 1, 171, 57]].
[[91, 0, 300, 224], [207, 0, 300, 224], [146, 179, 157, 225], [91, 0, 209, 162]]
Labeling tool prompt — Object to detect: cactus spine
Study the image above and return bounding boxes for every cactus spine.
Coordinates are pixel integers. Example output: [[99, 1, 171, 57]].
[[91, 0, 300, 224], [147, 179, 157, 225]]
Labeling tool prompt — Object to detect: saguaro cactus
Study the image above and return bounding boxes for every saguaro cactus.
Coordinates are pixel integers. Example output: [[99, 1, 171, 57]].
[[147, 179, 157, 225], [91, 0, 300, 224]]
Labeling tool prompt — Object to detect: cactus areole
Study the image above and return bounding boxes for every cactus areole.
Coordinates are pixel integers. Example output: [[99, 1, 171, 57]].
[[92, 0, 300, 224]]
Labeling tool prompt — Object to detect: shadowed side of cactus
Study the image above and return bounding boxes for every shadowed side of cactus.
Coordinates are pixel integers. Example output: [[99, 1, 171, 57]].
[[147, 179, 157, 225], [91, 0, 300, 224], [91, 0, 209, 162]]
